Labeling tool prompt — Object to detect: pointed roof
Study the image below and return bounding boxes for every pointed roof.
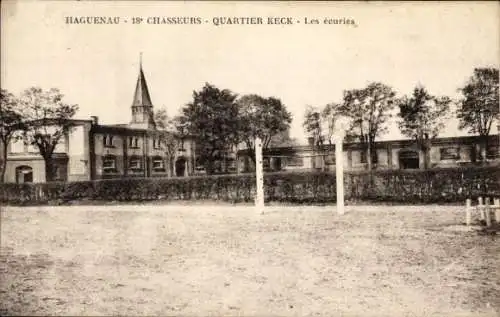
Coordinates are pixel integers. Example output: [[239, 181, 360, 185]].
[[132, 56, 153, 108]]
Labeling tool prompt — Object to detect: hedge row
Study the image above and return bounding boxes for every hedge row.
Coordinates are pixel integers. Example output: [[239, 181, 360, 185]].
[[0, 166, 499, 205]]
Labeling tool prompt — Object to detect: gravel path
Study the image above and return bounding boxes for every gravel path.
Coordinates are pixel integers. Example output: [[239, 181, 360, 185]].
[[1, 204, 499, 316]]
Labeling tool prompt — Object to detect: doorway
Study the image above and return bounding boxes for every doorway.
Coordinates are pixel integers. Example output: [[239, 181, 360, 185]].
[[272, 157, 282, 171], [398, 150, 419, 169], [175, 157, 186, 176], [16, 166, 33, 183]]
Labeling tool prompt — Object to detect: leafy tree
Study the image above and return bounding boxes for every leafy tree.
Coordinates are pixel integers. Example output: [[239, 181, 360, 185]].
[[154, 108, 169, 130], [269, 128, 298, 148], [238, 94, 292, 168], [457, 67, 499, 162], [322, 102, 344, 146], [161, 132, 179, 177], [339, 82, 396, 170], [0, 89, 24, 182], [178, 83, 240, 174], [303, 105, 323, 146], [397, 86, 451, 169], [303, 105, 325, 170], [19, 87, 79, 181], [154, 107, 179, 131]]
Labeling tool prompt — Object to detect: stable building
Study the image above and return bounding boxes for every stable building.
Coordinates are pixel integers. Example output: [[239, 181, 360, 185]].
[[237, 134, 500, 172]]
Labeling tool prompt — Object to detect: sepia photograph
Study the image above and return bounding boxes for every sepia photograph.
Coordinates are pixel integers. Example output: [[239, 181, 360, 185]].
[[0, 0, 499, 316]]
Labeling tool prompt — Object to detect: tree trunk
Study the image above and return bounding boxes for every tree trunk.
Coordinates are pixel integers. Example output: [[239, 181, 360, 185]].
[[205, 160, 214, 175], [418, 141, 428, 170], [422, 148, 428, 170], [366, 144, 372, 171], [222, 153, 227, 174], [167, 157, 173, 177], [244, 148, 256, 172], [318, 144, 324, 171], [424, 148, 429, 169], [0, 141, 8, 183], [248, 148, 256, 164], [480, 134, 488, 163], [44, 157, 55, 182]]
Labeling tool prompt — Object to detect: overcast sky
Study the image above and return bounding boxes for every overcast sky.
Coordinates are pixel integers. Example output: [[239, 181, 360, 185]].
[[1, 1, 499, 143]]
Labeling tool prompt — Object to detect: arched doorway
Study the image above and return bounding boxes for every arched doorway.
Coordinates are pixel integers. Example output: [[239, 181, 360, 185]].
[[399, 150, 419, 169], [16, 165, 33, 183], [175, 157, 186, 177]]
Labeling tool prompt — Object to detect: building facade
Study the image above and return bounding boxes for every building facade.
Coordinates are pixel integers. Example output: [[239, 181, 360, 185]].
[[3, 63, 196, 183], [237, 134, 500, 173], [2, 61, 499, 183]]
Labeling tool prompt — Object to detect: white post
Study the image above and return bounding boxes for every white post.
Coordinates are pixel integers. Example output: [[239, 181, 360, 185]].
[[494, 198, 500, 224], [485, 197, 492, 227], [255, 137, 264, 213], [465, 198, 472, 226], [335, 131, 345, 215], [478, 197, 485, 220]]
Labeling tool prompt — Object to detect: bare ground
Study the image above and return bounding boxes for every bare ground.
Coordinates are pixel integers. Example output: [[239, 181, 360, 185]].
[[0, 204, 499, 316]]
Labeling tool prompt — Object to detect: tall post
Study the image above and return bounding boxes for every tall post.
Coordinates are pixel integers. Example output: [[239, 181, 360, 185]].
[[494, 198, 500, 224], [335, 131, 345, 215], [478, 197, 485, 220], [465, 198, 472, 226], [485, 197, 492, 227], [255, 137, 264, 212]]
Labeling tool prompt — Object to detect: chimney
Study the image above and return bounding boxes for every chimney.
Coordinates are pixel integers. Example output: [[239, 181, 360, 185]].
[[90, 116, 99, 125]]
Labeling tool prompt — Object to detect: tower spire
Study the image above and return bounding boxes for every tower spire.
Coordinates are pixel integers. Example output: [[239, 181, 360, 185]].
[[129, 53, 156, 130]]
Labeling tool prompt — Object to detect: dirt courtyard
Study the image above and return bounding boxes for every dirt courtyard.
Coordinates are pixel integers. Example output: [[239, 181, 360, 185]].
[[1, 204, 499, 316]]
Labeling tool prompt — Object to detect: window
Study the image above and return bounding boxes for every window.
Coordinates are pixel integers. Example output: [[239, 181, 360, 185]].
[[129, 137, 139, 148], [324, 154, 336, 165], [440, 147, 460, 160], [486, 146, 499, 160], [103, 155, 117, 173], [10, 139, 25, 153], [15, 166, 33, 183], [153, 138, 162, 149], [103, 135, 114, 147], [286, 156, 304, 167], [52, 166, 66, 181], [360, 151, 366, 163], [263, 157, 270, 169], [178, 139, 185, 151], [27, 141, 38, 153], [152, 156, 165, 171], [227, 158, 237, 172], [360, 150, 378, 164], [129, 156, 143, 171]]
